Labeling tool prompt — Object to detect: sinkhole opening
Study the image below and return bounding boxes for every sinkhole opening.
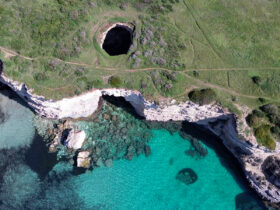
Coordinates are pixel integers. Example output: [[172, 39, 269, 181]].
[[102, 25, 133, 56]]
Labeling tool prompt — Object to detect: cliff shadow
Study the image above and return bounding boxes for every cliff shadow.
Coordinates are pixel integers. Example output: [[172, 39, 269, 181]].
[[25, 132, 58, 179], [0, 83, 35, 114], [181, 119, 267, 208], [102, 95, 145, 120]]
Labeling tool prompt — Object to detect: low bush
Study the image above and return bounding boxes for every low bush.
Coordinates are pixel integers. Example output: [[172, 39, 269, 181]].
[[109, 76, 122, 87], [188, 88, 216, 105], [252, 109, 265, 118], [260, 104, 278, 115], [252, 76, 261, 85], [271, 126, 280, 141], [34, 72, 48, 81], [246, 114, 259, 127], [255, 125, 276, 150]]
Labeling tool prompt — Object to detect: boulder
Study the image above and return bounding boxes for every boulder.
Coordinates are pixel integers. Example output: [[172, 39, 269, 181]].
[[64, 129, 86, 150], [176, 168, 198, 185], [262, 155, 280, 188], [77, 151, 91, 168]]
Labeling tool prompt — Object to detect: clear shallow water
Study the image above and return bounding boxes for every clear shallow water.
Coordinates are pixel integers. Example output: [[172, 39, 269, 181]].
[[0, 90, 35, 149], [72, 130, 247, 210], [0, 90, 265, 209]]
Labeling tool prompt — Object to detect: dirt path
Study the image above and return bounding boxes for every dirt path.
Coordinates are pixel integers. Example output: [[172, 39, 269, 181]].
[[182, 72, 274, 101], [2, 46, 280, 72], [1, 45, 280, 102], [0, 47, 35, 61]]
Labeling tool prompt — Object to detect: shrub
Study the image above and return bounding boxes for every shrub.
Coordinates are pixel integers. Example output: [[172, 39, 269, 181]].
[[271, 126, 280, 140], [255, 125, 276, 150], [246, 114, 259, 127], [193, 71, 199, 77], [188, 88, 216, 105], [252, 76, 261, 85], [108, 76, 122, 87], [260, 104, 278, 115], [252, 109, 265, 118], [34, 72, 48, 81], [258, 98, 266, 103], [92, 80, 104, 88]]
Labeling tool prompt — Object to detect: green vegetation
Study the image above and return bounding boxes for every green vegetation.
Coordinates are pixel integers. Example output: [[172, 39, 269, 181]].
[[246, 104, 280, 149], [188, 88, 216, 105], [0, 0, 280, 111], [108, 76, 122, 87], [255, 125, 276, 150]]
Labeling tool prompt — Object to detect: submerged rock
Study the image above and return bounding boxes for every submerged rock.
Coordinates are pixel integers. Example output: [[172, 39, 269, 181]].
[[77, 151, 91, 168], [144, 145, 151, 157], [104, 159, 113, 168], [176, 168, 198, 185], [96, 157, 103, 167], [0, 108, 5, 124], [64, 129, 86, 150]]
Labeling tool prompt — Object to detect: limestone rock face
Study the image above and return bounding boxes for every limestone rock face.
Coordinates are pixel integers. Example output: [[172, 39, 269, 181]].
[[64, 129, 86, 150], [262, 155, 280, 188], [77, 151, 91, 168]]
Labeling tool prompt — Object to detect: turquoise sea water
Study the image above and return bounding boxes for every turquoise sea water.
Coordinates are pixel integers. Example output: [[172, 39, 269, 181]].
[[0, 90, 35, 149], [71, 130, 247, 210], [0, 89, 265, 209]]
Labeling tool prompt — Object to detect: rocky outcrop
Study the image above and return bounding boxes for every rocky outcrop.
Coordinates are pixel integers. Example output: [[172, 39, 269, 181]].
[[262, 155, 280, 188], [102, 89, 225, 122], [64, 129, 86, 150], [0, 74, 102, 119], [197, 115, 280, 203], [0, 74, 225, 122], [77, 151, 91, 168]]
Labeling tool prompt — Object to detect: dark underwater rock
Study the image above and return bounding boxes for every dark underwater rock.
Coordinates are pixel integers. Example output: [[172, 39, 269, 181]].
[[262, 155, 280, 188], [144, 145, 151, 157], [0, 108, 5, 124], [190, 138, 208, 157], [176, 168, 198, 185], [104, 159, 113, 167], [184, 138, 208, 159]]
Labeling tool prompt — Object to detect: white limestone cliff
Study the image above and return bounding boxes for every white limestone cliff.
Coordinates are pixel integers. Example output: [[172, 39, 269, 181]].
[[1, 73, 280, 203]]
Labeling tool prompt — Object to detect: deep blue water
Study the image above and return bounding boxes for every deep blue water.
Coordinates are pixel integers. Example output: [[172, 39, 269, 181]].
[[0, 89, 267, 209]]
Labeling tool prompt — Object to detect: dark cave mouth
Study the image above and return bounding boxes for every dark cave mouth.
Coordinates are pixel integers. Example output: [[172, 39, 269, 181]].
[[102, 26, 133, 56]]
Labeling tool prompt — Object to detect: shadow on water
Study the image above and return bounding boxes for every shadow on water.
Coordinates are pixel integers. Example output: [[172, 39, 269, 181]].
[[0, 83, 35, 114], [181, 121, 268, 209], [25, 132, 58, 179], [102, 96, 270, 209]]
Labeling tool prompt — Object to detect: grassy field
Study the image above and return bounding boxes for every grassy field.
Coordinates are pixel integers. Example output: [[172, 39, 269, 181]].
[[1, 0, 280, 111]]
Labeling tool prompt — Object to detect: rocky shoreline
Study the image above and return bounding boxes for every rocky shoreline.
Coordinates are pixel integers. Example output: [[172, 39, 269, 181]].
[[0, 73, 280, 204]]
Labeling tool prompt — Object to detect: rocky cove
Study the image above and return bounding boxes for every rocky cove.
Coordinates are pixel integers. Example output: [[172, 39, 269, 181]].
[[1, 73, 280, 206]]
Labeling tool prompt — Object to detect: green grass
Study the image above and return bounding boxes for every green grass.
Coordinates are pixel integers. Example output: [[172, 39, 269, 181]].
[[1, 0, 280, 107]]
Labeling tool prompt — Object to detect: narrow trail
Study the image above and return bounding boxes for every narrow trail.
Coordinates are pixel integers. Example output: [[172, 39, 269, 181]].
[[182, 0, 225, 64], [1, 45, 279, 102], [2, 46, 280, 72], [182, 73, 274, 101]]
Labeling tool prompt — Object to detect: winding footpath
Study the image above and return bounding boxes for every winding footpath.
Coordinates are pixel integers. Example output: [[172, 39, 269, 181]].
[[1, 46, 280, 103]]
